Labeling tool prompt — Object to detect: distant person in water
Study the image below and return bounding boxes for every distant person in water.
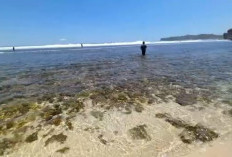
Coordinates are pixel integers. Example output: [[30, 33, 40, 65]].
[[13, 47, 15, 51], [81, 43, 83, 48], [140, 41, 147, 56]]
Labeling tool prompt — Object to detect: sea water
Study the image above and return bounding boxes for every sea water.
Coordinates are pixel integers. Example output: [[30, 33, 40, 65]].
[[1, 41, 232, 157], [0, 41, 232, 104]]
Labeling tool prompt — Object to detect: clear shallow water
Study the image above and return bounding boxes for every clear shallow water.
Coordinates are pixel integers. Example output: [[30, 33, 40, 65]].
[[0, 41, 232, 104]]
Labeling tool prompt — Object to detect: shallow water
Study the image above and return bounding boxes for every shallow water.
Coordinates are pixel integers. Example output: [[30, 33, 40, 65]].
[[1, 41, 232, 157], [1, 41, 232, 104]]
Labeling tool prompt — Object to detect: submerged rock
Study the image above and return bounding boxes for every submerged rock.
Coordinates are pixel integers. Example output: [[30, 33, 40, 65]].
[[179, 125, 219, 144], [62, 99, 84, 113], [56, 147, 70, 153], [25, 132, 38, 143], [0, 102, 39, 121], [155, 113, 186, 128], [175, 91, 197, 106], [51, 116, 62, 126], [65, 120, 73, 130], [45, 133, 67, 146], [223, 109, 232, 117], [134, 104, 144, 113], [0, 138, 17, 156], [128, 124, 151, 141], [40, 106, 62, 121], [90, 111, 104, 121], [98, 134, 107, 145], [156, 113, 218, 144]]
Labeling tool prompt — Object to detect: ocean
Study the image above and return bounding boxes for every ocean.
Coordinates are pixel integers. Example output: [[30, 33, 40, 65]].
[[0, 41, 232, 103], [0, 41, 232, 157]]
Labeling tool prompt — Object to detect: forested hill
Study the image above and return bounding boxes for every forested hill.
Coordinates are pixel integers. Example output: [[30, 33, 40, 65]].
[[161, 34, 223, 41]]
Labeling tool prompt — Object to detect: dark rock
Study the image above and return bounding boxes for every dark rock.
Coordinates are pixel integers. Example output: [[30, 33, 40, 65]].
[[180, 125, 218, 144], [224, 29, 232, 40], [98, 134, 107, 145], [223, 109, 232, 117], [51, 116, 62, 126], [175, 91, 197, 106], [135, 104, 144, 113], [128, 124, 151, 141], [0, 138, 17, 156], [45, 133, 67, 146], [25, 132, 38, 143], [41, 106, 62, 121], [56, 147, 70, 153], [179, 130, 195, 144], [90, 111, 104, 121], [62, 99, 84, 113], [6, 121, 15, 129], [156, 113, 219, 144], [65, 120, 73, 130], [156, 113, 186, 128]]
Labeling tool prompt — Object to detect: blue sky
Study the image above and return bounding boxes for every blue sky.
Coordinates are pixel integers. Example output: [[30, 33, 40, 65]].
[[0, 0, 232, 46]]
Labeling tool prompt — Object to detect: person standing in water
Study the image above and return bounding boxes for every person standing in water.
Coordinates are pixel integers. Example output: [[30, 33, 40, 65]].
[[13, 47, 15, 51], [140, 41, 147, 56]]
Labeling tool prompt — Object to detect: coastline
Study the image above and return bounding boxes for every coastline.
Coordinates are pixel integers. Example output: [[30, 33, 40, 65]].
[[0, 39, 229, 51]]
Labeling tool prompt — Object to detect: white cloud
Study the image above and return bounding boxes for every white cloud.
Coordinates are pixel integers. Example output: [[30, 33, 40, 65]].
[[60, 38, 67, 41]]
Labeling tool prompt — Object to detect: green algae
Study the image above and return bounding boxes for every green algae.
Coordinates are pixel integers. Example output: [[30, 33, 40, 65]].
[[128, 124, 151, 141], [25, 132, 38, 143], [45, 133, 67, 146], [87, 87, 150, 113], [76, 91, 90, 98], [56, 147, 70, 153], [16, 114, 36, 129], [0, 102, 39, 121]]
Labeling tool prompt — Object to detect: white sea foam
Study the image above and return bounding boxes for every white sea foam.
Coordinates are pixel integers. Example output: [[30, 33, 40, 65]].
[[0, 40, 228, 51]]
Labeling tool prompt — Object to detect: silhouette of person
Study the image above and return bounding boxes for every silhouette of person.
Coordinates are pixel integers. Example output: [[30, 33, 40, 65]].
[[81, 43, 83, 48], [13, 47, 15, 51], [140, 41, 147, 56]]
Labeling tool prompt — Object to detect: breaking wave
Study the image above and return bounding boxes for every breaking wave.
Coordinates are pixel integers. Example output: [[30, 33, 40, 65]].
[[0, 40, 228, 51]]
